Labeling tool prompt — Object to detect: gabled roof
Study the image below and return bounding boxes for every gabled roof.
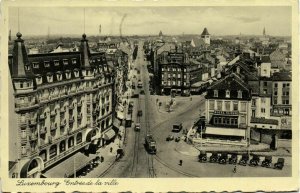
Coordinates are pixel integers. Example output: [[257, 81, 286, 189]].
[[191, 37, 206, 47], [208, 73, 250, 91]]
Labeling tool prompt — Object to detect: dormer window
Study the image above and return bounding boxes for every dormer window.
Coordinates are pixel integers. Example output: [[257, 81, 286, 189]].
[[44, 61, 50, 68], [32, 62, 39, 68], [65, 70, 71, 79], [238, 90, 243, 99], [47, 73, 53, 83], [56, 72, 62, 81], [35, 75, 42, 85], [25, 65, 31, 71], [226, 90, 230, 98], [72, 58, 77, 64], [63, 59, 68, 65], [74, 69, 79, 78], [214, 90, 218, 97], [54, 60, 60, 66]]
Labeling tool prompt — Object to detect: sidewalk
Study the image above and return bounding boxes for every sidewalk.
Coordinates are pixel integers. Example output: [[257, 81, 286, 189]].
[[83, 132, 124, 178]]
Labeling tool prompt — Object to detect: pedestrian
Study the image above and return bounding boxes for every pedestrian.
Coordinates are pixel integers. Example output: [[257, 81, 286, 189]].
[[179, 160, 183, 166], [190, 97, 192, 101], [101, 156, 104, 163], [110, 147, 113, 153], [233, 165, 237, 173]]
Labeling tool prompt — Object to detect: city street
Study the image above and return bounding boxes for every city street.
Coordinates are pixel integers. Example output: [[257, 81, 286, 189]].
[[98, 41, 291, 178]]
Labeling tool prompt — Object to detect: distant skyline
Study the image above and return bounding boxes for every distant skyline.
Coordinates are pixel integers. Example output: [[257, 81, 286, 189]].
[[9, 6, 291, 37]]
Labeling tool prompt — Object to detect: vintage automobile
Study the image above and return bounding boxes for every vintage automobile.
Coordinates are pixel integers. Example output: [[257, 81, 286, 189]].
[[172, 123, 183, 132], [238, 153, 250, 166], [166, 135, 174, 141], [209, 152, 220, 163], [137, 110, 143, 116], [274, 158, 285, 170], [261, 156, 273, 168], [140, 90, 145, 95], [249, 155, 260, 167], [175, 136, 181, 142], [228, 153, 238, 164], [198, 151, 207, 162], [135, 123, 141, 132], [218, 153, 228, 164]]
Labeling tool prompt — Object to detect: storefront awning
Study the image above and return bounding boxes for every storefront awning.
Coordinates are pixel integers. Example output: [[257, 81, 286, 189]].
[[117, 111, 125, 120], [103, 129, 116, 141], [205, 127, 246, 137], [43, 152, 96, 178]]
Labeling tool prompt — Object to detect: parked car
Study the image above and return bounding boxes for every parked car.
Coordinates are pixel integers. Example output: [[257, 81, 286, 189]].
[[198, 151, 207, 162], [137, 110, 143, 116], [218, 153, 228, 164], [166, 135, 174, 141], [209, 152, 220, 163], [172, 123, 183, 132], [249, 155, 260, 167], [261, 156, 272, 168], [274, 158, 285, 170], [175, 136, 181, 142], [239, 153, 249, 166], [229, 153, 238, 164], [140, 90, 145, 95]]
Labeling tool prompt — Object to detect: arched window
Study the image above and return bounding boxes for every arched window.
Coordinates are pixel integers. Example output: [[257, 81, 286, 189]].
[[59, 141, 66, 153], [68, 137, 74, 148], [49, 145, 57, 159], [39, 150, 47, 162], [28, 159, 38, 172], [76, 133, 82, 144]]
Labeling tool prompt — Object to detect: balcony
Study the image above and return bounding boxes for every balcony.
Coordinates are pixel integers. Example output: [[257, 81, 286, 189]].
[[39, 114, 46, 120], [60, 120, 66, 127], [50, 110, 56, 117], [50, 124, 57, 131], [28, 119, 37, 126], [60, 108, 65, 114], [40, 127, 47, 135], [69, 117, 74, 123], [29, 134, 38, 141]]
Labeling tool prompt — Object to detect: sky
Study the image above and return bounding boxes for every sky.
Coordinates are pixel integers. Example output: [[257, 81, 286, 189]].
[[8, 6, 292, 37]]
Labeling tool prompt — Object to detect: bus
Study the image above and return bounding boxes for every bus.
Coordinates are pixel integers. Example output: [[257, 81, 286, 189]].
[[145, 134, 157, 154]]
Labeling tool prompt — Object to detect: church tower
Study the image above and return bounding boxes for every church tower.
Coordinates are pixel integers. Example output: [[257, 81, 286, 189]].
[[201, 27, 210, 45], [159, 30, 163, 40]]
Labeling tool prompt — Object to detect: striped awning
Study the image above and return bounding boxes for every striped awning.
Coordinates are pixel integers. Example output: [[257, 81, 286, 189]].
[[205, 127, 246, 137]]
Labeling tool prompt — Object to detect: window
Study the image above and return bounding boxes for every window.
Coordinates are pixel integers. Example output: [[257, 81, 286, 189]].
[[161, 68, 164, 71], [226, 90, 230, 98], [209, 100, 214, 110], [225, 101, 230, 111], [214, 90, 218, 97], [261, 108, 265, 113], [273, 97, 277, 104], [172, 81, 176, 85], [161, 81, 164, 85], [261, 98, 266, 103], [32, 62, 39, 68], [178, 81, 181, 86], [264, 82, 267, 87], [286, 83, 290, 87], [21, 146, 26, 155], [241, 102, 246, 112], [240, 115, 246, 124], [63, 59, 68, 65], [57, 73, 62, 81], [54, 60, 59, 66], [283, 99, 289, 105], [274, 91, 278, 96], [217, 101, 222, 110], [237, 90, 242, 99], [178, 74, 181, 78], [74, 70, 79, 77], [283, 83, 286, 88], [233, 101, 238, 111], [44, 61, 50, 68], [25, 65, 31, 70], [21, 130, 26, 139], [274, 83, 278, 88], [168, 74, 171, 78], [20, 82, 23, 88], [252, 99, 256, 106], [72, 58, 77, 64]]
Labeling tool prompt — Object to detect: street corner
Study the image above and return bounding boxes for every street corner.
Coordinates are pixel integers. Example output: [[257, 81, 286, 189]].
[[174, 141, 199, 157]]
